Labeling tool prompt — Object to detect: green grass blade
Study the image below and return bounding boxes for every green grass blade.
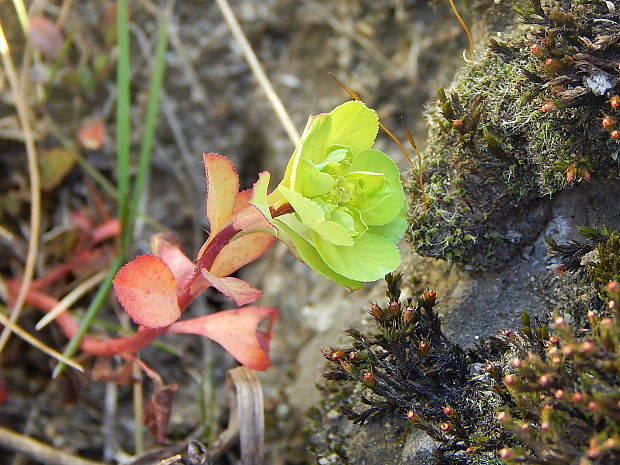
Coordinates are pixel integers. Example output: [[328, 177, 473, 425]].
[[126, 7, 169, 240], [116, 0, 131, 254], [52, 254, 124, 378]]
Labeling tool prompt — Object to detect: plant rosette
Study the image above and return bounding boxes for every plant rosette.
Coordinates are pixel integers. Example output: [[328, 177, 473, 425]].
[[254, 100, 406, 289]]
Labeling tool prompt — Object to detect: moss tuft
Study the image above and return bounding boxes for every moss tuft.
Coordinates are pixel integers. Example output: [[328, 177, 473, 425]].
[[407, 0, 620, 268]]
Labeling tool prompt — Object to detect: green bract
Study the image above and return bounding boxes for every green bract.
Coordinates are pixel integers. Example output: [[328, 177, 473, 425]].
[[257, 101, 406, 289]]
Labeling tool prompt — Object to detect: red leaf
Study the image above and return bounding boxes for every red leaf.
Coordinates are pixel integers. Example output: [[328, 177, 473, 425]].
[[167, 307, 278, 370], [77, 118, 106, 150], [91, 218, 120, 244], [113, 255, 180, 329], [29, 16, 64, 60], [200, 269, 262, 306], [203, 153, 239, 238], [150, 233, 196, 289], [210, 232, 275, 277]]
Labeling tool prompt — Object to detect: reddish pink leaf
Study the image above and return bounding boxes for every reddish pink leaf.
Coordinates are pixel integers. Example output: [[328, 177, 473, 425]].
[[77, 118, 106, 150], [203, 153, 239, 238], [91, 218, 120, 244], [113, 255, 180, 329], [200, 269, 262, 306], [29, 16, 64, 60], [233, 205, 276, 234], [167, 307, 278, 370], [233, 189, 253, 215], [150, 233, 196, 289], [211, 232, 275, 277]]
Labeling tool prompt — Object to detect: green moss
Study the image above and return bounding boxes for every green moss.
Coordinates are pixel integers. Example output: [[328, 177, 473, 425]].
[[406, 0, 620, 268], [589, 231, 620, 293]]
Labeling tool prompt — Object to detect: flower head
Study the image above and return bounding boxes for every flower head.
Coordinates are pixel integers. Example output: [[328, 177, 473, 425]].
[[256, 101, 406, 289]]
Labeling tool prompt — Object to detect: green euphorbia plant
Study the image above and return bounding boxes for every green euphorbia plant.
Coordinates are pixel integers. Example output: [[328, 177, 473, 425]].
[[112, 100, 407, 370], [255, 100, 407, 289]]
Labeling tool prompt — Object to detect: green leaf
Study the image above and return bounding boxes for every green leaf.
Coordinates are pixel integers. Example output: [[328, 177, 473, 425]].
[[300, 101, 378, 164], [309, 221, 354, 246], [278, 186, 325, 224], [274, 214, 362, 289], [314, 232, 401, 282], [348, 149, 404, 226]]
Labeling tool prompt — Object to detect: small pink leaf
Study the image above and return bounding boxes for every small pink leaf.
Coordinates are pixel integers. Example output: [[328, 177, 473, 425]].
[[233, 189, 253, 215], [150, 233, 196, 289], [91, 218, 120, 244], [29, 16, 64, 60], [204, 153, 239, 238], [200, 268, 262, 306], [211, 232, 275, 277], [167, 307, 278, 370], [77, 118, 106, 150], [113, 255, 181, 329]]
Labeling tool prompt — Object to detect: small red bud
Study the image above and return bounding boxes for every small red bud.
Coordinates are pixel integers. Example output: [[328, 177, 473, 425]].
[[550, 355, 562, 365], [331, 350, 346, 361], [369, 303, 383, 318], [497, 411, 510, 423], [349, 351, 360, 362], [439, 422, 452, 432], [549, 335, 560, 345], [362, 372, 376, 388], [608, 280, 619, 293], [602, 116, 616, 129], [520, 422, 531, 432], [581, 341, 595, 353], [401, 306, 414, 325], [587, 400, 599, 412], [565, 163, 576, 183], [580, 168, 592, 182], [572, 392, 584, 403], [388, 300, 400, 316], [539, 375, 551, 386], [540, 102, 557, 113], [554, 389, 565, 399], [542, 36, 553, 47], [554, 316, 566, 327], [601, 317, 613, 327], [561, 345, 574, 357], [512, 358, 522, 368], [465, 447, 476, 455], [611, 129, 620, 140], [541, 421, 551, 431], [587, 310, 596, 320], [443, 405, 455, 417], [609, 96, 620, 110], [530, 43, 545, 57], [503, 374, 516, 386], [405, 409, 420, 422], [499, 448, 513, 459], [452, 119, 463, 128], [556, 264, 568, 274], [423, 289, 437, 306], [418, 340, 430, 356]]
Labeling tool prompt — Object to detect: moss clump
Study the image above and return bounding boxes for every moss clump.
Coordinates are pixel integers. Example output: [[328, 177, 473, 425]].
[[310, 273, 620, 465], [407, 0, 620, 269]]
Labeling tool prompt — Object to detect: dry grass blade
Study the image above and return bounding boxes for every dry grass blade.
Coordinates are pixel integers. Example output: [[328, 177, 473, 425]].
[[35, 270, 108, 330], [448, 0, 473, 60], [0, 20, 42, 356], [0, 426, 102, 465], [227, 367, 264, 465], [214, 0, 300, 146], [0, 312, 84, 372], [403, 119, 428, 211]]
